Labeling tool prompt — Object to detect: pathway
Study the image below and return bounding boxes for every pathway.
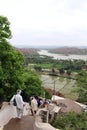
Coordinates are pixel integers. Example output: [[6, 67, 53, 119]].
[[3, 116, 34, 130]]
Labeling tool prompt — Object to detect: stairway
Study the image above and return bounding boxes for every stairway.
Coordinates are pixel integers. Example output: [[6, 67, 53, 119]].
[[3, 116, 34, 130], [0, 102, 59, 130]]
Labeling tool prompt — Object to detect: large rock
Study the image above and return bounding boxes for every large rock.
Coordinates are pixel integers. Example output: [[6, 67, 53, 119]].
[[55, 98, 83, 113]]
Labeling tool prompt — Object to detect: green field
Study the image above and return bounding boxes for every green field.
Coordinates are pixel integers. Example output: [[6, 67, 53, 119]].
[[40, 74, 78, 100]]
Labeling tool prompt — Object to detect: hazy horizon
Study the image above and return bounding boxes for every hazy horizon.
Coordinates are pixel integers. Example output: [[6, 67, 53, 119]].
[[14, 44, 87, 49]]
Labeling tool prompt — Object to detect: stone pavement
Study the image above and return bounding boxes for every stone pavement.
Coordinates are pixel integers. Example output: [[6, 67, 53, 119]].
[[0, 102, 30, 127], [3, 115, 59, 130], [0, 102, 59, 130], [3, 116, 34, 130]]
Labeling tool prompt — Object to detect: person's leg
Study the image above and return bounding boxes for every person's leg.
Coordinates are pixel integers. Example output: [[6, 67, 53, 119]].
[[31, 108, 34, 116], [18, 109, 23, 119], [34, 110, 36, 114], [16, 108, 20, 118], [16, 108, 23, 119]]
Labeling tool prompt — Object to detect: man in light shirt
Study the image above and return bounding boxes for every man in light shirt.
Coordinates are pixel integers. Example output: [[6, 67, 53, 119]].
[[30, 96, 38, 116], [10, 89, 25, 119]]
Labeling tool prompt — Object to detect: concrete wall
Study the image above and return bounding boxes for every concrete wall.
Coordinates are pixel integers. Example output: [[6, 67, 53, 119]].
[[34, 122, 59, 130]]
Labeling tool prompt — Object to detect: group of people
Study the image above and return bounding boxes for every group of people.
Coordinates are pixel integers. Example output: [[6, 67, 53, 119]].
[[30, 96, 50, 116], [10, 89, 50, 120]]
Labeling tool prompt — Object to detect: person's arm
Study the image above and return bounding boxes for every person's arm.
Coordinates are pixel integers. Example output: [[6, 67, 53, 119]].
[[20, 95, 25, 106]]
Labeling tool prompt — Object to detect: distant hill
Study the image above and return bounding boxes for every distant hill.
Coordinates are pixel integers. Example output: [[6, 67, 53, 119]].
[[16, 48, 39, 55], [48, 47, 87, 55], [15, 46, 87, 55]]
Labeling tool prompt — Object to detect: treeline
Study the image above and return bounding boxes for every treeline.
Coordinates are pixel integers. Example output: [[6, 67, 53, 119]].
[[24, 55, 86, 75]]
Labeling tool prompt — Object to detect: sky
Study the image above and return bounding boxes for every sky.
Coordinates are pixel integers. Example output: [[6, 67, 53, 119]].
[[1, 0, 87, 47]]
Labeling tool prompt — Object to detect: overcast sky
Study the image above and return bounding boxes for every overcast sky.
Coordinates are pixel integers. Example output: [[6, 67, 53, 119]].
[[1, 0, 87, 47]]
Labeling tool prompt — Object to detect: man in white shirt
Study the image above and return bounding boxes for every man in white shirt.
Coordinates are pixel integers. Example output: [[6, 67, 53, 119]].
[[10, 89, 25, 119]]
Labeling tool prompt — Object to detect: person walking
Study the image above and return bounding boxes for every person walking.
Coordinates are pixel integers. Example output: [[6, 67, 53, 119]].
[[10, 89, 25, 119], [30, 96, 38, 116]]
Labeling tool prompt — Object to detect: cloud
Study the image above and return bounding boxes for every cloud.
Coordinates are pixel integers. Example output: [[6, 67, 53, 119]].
[[10, 28, 87, 47], [1, 0, 87, 46]]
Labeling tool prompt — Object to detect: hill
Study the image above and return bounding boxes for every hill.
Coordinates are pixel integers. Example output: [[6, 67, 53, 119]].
[[48, 47, 87, 55], [16, 48, 39, 55], [15, 47, 87, 56]]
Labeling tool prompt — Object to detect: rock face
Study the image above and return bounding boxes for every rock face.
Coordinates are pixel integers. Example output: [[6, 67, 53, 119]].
[[51, 95, 83, 113], [56, 98, 83, 113]]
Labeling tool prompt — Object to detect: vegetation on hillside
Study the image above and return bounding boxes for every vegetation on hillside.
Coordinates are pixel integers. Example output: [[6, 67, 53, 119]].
[[51, 112, 87, 130], [0, 16, 24, 101]]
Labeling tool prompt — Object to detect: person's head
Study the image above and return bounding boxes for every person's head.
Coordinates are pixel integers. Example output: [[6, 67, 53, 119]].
[[30, 96, 34, 100], [17, 89, 21, 94], [30, 97, 33, 100]]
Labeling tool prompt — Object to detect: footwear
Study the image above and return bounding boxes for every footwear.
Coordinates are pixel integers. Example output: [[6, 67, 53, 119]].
[[15, 117, 21, 121]]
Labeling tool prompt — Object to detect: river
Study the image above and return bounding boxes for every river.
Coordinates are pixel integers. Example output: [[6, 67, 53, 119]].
[[38, 50, 87, 60]]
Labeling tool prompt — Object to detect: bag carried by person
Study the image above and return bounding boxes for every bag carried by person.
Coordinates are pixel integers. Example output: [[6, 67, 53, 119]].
[[13, 96, 17, 106]]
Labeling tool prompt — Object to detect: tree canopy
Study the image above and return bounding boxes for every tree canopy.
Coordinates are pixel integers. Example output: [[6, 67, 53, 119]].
[[0, 16, 25, 101], [0, 16, 12, 41]]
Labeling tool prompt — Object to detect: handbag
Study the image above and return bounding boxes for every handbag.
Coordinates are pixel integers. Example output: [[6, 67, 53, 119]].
[[13, 96, 17, 106]]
